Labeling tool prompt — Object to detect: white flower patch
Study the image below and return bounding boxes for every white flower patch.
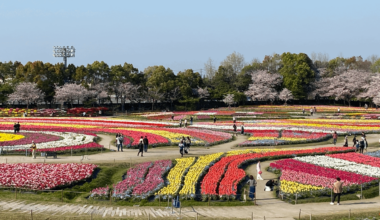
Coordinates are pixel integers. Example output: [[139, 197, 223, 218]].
[[294, 155, 380, 178], [0, 130, 94, 151], [195, 112, 216, 115]]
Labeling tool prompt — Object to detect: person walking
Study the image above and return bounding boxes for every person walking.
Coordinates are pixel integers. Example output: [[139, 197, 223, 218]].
[[333, 131, 338, 145], [302, 108, 305, 114], [137, 137, 144, 157], [352, 135, 357, 147], [359, 136, 365, 154], [241, 123, 245, 134], [116, 135, 121, 152], [119, 135, 124, 152], [179, 119, 182, 127], [171, 115, 174, 121], [233, 123, 237, 135], [13, 123, 17, 134], [143, 136, 149, 152], [213, 116, 216, 123], [30, 141, 37, 159], [330, 177, 343, 205], [186, 137, 191, 152], [343, 135, 348, 147], [233, 116, 236, 123], [256, 161, 263, 180], [246, 175, 256, 200], [184, 119, 188, 127], [190, 116, 193, 125], [364, 136, 368, 153], [365, 103, 368, 110], [355, 140, 360, 153], [179, 140, 185, 157], [310, 108, 313, 116], [314, 107, 317, 113], [16, 122, 20, 133], [338, 108, 340, 114]]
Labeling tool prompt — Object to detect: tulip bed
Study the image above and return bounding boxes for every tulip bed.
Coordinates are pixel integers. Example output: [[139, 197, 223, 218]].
[[156, 157, 196, 197], [0, 131, 60, 146], [179, 152, 223, 199], [203, 147, 353, 199], [90, 186, 109, 200], [0, 133, 25, 142], [270, 156, 379, 198], [241, 105, 380, 113], [0, 163, 97, 190]]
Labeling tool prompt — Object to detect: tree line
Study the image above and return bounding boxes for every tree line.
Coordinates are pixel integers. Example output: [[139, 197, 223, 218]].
[[1, 52, 380, 110]]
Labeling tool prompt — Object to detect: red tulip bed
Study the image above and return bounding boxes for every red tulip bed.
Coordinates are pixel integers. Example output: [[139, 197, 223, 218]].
[[0, 163, 97, 190], [201, 147, 354, 200]]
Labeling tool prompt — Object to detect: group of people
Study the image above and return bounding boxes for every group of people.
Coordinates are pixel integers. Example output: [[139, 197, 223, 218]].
[[179, 116, 193, 127], [137, 136, 149, 157], [352, 132, 368, 153], [115, 133, 125, 152], [246, 161, 277, 200], [178, 136, 191, 157], [232, 123, 245, 135], [13, 122, 21, 133]]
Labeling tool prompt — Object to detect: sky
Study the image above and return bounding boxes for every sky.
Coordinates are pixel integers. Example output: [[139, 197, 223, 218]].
[[0, 0, 379, 73]]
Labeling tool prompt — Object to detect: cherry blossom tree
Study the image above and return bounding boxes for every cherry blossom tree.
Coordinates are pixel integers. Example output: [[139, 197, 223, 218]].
[[118, 82, 140, 111], [312, 70, 370, 106], [197, 87, 210, 99], [358, 75, 380, 105], [88, 83, 109, 104], [222, 93, 235, 108], [244, 70, 282, 104], [54, 83, 89, 107], [8, 82, 44, 109], [278, 88, 294, 104], [373, 93, 380, 107]]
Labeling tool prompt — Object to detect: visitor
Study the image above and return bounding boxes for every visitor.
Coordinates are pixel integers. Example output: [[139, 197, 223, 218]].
[[16, 122, 20, 133], [241, 123, 245, 134], [265, 179, 276, 191], [343, 135, 348, 147], [83, 112, 86, 117], [365, 104, 368, 110], [190, 116, 193, 125], [213, 116, 216, 123], [355, 140, 360, 153], [233, 123, 237, 134], [364, 137, 368, 153], [99, 110, 102, 115], [119, 135, 124, 152], [137, 136, 144, 157], [359, 136, 365, 154], [179, 119, 182, 127], [186, 137, 191, 153], [30, 141, 37, 159], [184, 119, 188, 127], [257, 161, 263, 180], [246, 175, 256, 200], [302, 108, 305, 114], [179, 140, 185, 157], [116, 134, 121, 152], [352, 135, 357, 147], [171, 115, 174, 120], [143, 136, 149, 152], [233, 116, 236, 123], [314, 107, 317, 113], [332, 131, 338, 145], [310, 108, 313, 116], [361, 132, 366, 138], [13, 123, 17, 134], [330, 177, 343, 205], [338, 108, 340, 114]]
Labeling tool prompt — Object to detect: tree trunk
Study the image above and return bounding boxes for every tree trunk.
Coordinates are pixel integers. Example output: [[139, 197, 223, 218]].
[[152, 100, 154, 111]]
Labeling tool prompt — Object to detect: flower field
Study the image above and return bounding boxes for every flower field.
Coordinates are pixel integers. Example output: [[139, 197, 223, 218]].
[[0, 163, 97, 190], [0, 107, 109, 117]]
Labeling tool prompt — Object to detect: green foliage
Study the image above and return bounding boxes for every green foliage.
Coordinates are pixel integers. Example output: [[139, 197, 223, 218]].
[[371, 59, 380, 73], [279, 52, 315, 99], [145, 65, 176, 95]]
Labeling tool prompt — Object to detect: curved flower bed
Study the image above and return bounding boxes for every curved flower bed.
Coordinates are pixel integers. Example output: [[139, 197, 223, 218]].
[[113, 162, 152, 199], [156, 157, 196, 197], [328, 153, 380, 168], [179, 152, 223, 199], [0, 131, 60, 146], [215, 147, 354, 199], [0, 133, 24, 142], [132, 160, 172, 199], [0, 163, 97, 190]]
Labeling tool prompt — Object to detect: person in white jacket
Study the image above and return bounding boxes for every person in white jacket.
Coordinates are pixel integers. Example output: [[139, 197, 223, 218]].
[[257, 161, 264, 180]]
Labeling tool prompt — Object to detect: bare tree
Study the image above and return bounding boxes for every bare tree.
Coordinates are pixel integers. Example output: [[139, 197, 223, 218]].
[[147, 87, 164, 110], [204, 58, 216, 79], [220, 51, 245, 75], [168, 87, 181, 110]]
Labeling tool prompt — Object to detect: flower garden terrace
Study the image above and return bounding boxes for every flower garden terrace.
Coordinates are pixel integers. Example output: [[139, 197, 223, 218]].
[[0, 118, 234, 153]]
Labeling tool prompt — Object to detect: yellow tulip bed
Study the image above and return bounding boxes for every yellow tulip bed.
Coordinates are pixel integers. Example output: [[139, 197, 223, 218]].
[[280, 180, 324, 194], [156, 157, 196, 196], [179, 152, 224, 198], [0, 133, 25, 142]]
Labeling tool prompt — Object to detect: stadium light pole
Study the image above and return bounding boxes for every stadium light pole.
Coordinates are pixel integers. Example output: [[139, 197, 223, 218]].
[[53, 46, 75, 68]]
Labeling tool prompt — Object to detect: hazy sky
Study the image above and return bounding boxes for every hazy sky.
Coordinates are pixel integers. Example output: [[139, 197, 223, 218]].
[[1, 0, 379, 73]]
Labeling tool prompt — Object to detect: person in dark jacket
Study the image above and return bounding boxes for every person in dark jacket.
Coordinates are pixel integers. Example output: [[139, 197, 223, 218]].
[[143, 136, 149, 152], [137, 136, 144, 157]]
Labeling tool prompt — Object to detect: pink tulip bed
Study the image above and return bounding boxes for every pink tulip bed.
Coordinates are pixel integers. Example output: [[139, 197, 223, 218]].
[[0, 163, 97, 190], [90, 186, 109, 200], [113, 162, 153, 199], [0, 132, 60, 146]]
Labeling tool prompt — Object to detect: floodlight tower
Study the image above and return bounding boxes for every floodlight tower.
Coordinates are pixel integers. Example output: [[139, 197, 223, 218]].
[[53, 46, 75, 68]]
